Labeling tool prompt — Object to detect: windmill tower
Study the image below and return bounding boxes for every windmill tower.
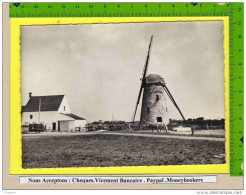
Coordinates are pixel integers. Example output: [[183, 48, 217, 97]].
[[140, 74, 169, 125], [131, 36, 185, 126]]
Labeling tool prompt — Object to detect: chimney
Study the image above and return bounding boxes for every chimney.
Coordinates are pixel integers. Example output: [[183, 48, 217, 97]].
[[29, 92, 32, 98]]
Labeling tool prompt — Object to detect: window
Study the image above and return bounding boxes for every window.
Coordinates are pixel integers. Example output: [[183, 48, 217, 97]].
[[30, 115, 33, 119], [147, 107, 150, 114], [64, 106, 66, 111], [156, 95, 160, 101], [157, 117, 162, 122]]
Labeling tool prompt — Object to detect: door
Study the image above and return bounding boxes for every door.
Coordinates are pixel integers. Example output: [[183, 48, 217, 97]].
[[157, 117, 162, 123], [52, 122, 56, 131], [59, 121, 69, 132]]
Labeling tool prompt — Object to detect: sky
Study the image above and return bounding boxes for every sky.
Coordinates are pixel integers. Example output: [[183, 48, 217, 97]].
[[21, 21, 224, 122]]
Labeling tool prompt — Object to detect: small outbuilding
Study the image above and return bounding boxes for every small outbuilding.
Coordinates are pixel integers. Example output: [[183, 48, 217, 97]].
[[21, 93, 87, 132]]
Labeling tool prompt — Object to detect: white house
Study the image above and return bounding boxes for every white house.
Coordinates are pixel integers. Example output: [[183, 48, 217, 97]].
[[22, 93, 87, 132]]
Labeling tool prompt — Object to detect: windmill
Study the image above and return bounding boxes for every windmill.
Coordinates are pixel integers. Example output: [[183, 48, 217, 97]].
[[131, 36, 185, 126]]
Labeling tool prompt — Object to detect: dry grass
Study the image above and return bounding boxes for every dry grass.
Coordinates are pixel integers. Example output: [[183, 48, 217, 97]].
[[22, 134, 225, 168]]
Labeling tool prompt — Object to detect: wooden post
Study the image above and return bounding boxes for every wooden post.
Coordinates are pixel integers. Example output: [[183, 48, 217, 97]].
[[191, 125, 194, 136]]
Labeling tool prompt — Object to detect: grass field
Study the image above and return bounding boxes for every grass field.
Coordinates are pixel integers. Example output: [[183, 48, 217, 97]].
[[22, 134, 225, 168]]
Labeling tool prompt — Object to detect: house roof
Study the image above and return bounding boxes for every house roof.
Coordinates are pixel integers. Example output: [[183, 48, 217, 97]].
[[21, 106, 25, 114], [23, 95, 64, 112], [61, 113, 86, 120]]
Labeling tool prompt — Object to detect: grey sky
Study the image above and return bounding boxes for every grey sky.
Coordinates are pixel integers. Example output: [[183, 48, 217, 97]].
[[21, 21, 224, 122]]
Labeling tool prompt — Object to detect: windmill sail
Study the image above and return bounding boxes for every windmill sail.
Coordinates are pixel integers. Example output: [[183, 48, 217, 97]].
[[131, 36, 153, 123], [159, 82, 185, 121]]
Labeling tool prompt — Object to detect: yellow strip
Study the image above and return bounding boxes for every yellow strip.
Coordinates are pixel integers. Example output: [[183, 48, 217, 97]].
[[10, 17, 229, 175]]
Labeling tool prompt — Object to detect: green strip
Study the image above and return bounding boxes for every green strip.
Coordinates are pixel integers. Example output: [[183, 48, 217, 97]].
[[10, 3, 229, 17], [229, 3, 244, 176], [9, 2, 243, 176]]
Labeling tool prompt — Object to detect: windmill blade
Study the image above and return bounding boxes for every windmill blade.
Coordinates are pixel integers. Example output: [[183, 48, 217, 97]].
[[159, 82, 185, 121], [131, 36, 154, 123], [141, 35, 153, 80], [131, 85, 144, 122], [162, 87, 177, 108], [164, 85, 185, 121]]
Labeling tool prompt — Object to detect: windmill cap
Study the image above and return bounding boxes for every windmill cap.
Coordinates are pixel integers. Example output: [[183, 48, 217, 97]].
[[145, 74, 165, 85]]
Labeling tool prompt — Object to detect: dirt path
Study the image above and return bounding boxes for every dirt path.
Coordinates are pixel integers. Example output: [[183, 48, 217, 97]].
[[22, 131, 225, 142], [102, 132, 225, 142], [22, 131, 102, 138]]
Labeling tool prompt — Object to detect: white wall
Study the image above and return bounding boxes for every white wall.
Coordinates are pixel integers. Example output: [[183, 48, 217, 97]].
[[69, 121, 75, 132], [58, 96, 71, 114], [75, 120, 87, 128], [22, 111, 58, 130], [22, 111, 75, 131]]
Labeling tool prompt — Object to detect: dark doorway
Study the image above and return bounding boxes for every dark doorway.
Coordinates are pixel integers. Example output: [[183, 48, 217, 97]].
[[52, 122, 56, 130], [157, 117, 162, 122], [58, 121, 60, 132]]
